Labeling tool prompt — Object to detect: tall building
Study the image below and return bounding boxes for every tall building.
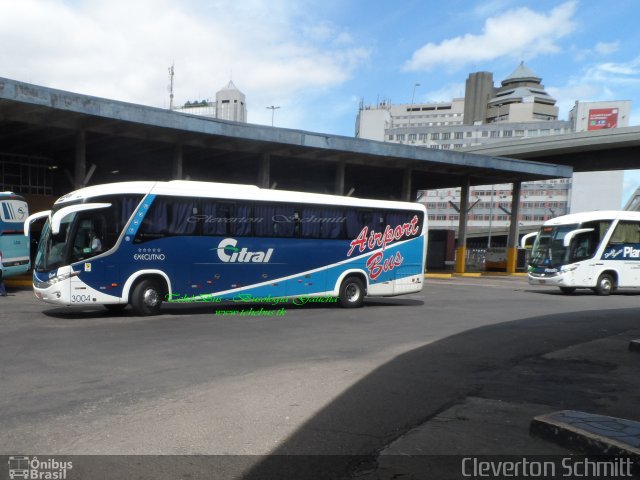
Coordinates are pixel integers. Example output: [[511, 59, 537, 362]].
[[355, 63, 629, 239], [173, 80, 247, 123]]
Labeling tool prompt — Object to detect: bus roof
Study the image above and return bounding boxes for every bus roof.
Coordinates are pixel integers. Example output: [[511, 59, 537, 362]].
[[54, 180, 426, 211], [543, 210, 640, 225], [0, 191, 25, 200]]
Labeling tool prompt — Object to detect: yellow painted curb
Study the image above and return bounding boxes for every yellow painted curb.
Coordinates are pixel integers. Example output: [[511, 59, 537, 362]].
[[453, 273, 482, 278], [424, 273, 453, 279], [482, 272, 528, 277], [5, 279, 32, 287]]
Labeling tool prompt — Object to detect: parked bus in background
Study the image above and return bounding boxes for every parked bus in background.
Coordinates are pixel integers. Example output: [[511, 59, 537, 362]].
[[25, 181, 427, 315], [0, 192, 30, 278], [525, 210, 640, 295]]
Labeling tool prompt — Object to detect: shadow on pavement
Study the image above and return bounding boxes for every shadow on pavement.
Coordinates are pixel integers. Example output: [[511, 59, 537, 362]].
[[242, 308, 640, 479]]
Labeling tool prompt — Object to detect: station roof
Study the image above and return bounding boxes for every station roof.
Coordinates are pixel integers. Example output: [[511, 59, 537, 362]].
[[0, 77, 572, 198], [460, 126, 640, 172]]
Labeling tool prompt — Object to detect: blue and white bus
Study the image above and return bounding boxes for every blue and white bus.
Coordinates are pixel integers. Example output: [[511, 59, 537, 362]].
[[526, 210, 640, 295], [0, 192, 30, 278], [25, 181, 427, 315]]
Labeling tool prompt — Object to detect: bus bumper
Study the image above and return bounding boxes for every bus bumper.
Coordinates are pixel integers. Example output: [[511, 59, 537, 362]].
[[528, 272, 574, 287]]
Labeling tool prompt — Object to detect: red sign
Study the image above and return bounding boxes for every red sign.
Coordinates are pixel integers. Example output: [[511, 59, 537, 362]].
[[588, 108, 618, 130]]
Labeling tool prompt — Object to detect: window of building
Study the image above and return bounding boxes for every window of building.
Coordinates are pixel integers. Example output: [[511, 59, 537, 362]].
[[442, 132, 451, 140], [388, 134, 394, 141], [442, 144, 450, 150], [408, 133, 417, 141], [454, 132, 463, 139], [481, 131, 489, 137], [396, 134, 405, 141], [466, 132, 473, 137], [515, 130, 525, 136], [431, 133, 440, 140], [502, 130, 513, 137], [490, 130, 499, 138]]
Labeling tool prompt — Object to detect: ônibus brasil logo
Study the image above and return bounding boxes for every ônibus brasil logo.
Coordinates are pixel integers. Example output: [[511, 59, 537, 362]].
[[214, 238, 274, 263]]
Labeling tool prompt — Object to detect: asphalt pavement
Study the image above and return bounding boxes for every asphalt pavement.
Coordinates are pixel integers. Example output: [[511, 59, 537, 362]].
[[1, 275, 640, 479]]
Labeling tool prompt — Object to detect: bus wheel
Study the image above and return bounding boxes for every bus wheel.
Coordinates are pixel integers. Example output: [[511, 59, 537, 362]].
[[559, 287, 576, 294], [104, 304, 127, 314], [339, 276, 365, 308], [131, 279, 164, 316], [594, 274, 614, 296]]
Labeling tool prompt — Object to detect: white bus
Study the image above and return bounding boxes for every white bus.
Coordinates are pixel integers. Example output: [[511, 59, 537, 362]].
[[25, 181, 427, 315], [526, 210, 640, 295]]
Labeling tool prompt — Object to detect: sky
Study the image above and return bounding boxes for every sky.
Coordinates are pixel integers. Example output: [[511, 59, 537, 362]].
[[1, 0, 640, 203]]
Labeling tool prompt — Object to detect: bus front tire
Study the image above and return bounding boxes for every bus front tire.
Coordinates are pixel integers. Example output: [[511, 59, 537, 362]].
[[339, 276, 366, 308], [594, 274, 614, 296], [131, 279, 164, 316], [559, 287, 576, 294]]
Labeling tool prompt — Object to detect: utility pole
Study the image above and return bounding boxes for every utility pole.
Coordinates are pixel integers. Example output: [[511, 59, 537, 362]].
[[168, 63, 175, 110]]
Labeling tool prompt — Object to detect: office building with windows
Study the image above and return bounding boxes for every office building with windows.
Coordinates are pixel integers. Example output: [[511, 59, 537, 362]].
[[355, 63, 628, 238]]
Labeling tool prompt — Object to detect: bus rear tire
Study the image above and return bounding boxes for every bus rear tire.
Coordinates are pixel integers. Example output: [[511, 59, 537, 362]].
[[339, 276, 365, 308], [559, 287, 576, 294], [594, 273, 614, 296], [131, 279, 164, 316]]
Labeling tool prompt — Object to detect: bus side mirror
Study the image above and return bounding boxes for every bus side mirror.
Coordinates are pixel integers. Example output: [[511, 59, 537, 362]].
[[24, 210, 51, 236], [563, 228, 594, 247], [520, 231, 538, 248]]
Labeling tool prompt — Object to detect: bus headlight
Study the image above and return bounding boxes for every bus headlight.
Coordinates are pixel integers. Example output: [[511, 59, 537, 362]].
[[560, 264, 579, 273], [34, 270, 79, 289]]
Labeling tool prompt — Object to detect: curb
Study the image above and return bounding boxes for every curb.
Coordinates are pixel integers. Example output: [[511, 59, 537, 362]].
[[5, 279, 32, 288], [530, 410, 640, 458]]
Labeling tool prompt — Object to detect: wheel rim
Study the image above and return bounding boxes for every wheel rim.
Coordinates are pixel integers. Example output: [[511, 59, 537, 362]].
[[345, 283, 360, 302], [600, 278, 612, 293], [143, 288, 160, 307]]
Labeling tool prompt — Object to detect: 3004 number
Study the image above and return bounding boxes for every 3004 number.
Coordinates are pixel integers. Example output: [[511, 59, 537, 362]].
[[71, 294, 92, 303]]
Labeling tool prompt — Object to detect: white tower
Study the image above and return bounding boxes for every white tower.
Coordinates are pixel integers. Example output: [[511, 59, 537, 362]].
[[216, 80, 247, 122]]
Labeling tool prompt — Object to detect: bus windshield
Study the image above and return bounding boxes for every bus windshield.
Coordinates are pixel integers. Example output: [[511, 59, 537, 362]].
[[35, 194, 142, 272], [529, 223, 579, 268]]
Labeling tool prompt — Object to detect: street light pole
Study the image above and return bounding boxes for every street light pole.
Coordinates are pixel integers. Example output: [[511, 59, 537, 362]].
[[409, 83, 420, 126], [266, 105, 280, 127]]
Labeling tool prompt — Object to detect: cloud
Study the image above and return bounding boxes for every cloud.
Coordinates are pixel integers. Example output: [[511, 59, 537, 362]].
[[403, 1, 577, 72], [546, 55, 640, 121], [595, 41, 620, 56], [0, 0, 369, 126]]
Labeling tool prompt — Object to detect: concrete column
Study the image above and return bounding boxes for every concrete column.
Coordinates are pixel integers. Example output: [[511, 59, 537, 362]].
[[401, 168, 412, 201], [334, 161, 345, 195], [74, 130, 86, 189], [258, 153, 270, 188], [172, 144, 183, 180], [455, 177, 470, 274], [506, 181, 522, 274]]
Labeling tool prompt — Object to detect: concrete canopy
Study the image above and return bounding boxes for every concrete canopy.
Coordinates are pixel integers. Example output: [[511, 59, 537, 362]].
[[0, 77, 572, 200], [460, 126, 640, 172]]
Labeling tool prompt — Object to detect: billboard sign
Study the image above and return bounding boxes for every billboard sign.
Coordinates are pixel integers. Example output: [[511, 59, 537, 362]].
[[588, 108, 618, 130]]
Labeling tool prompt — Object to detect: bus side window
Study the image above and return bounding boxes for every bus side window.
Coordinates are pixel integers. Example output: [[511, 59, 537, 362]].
[[607, 221, 640, 245]]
